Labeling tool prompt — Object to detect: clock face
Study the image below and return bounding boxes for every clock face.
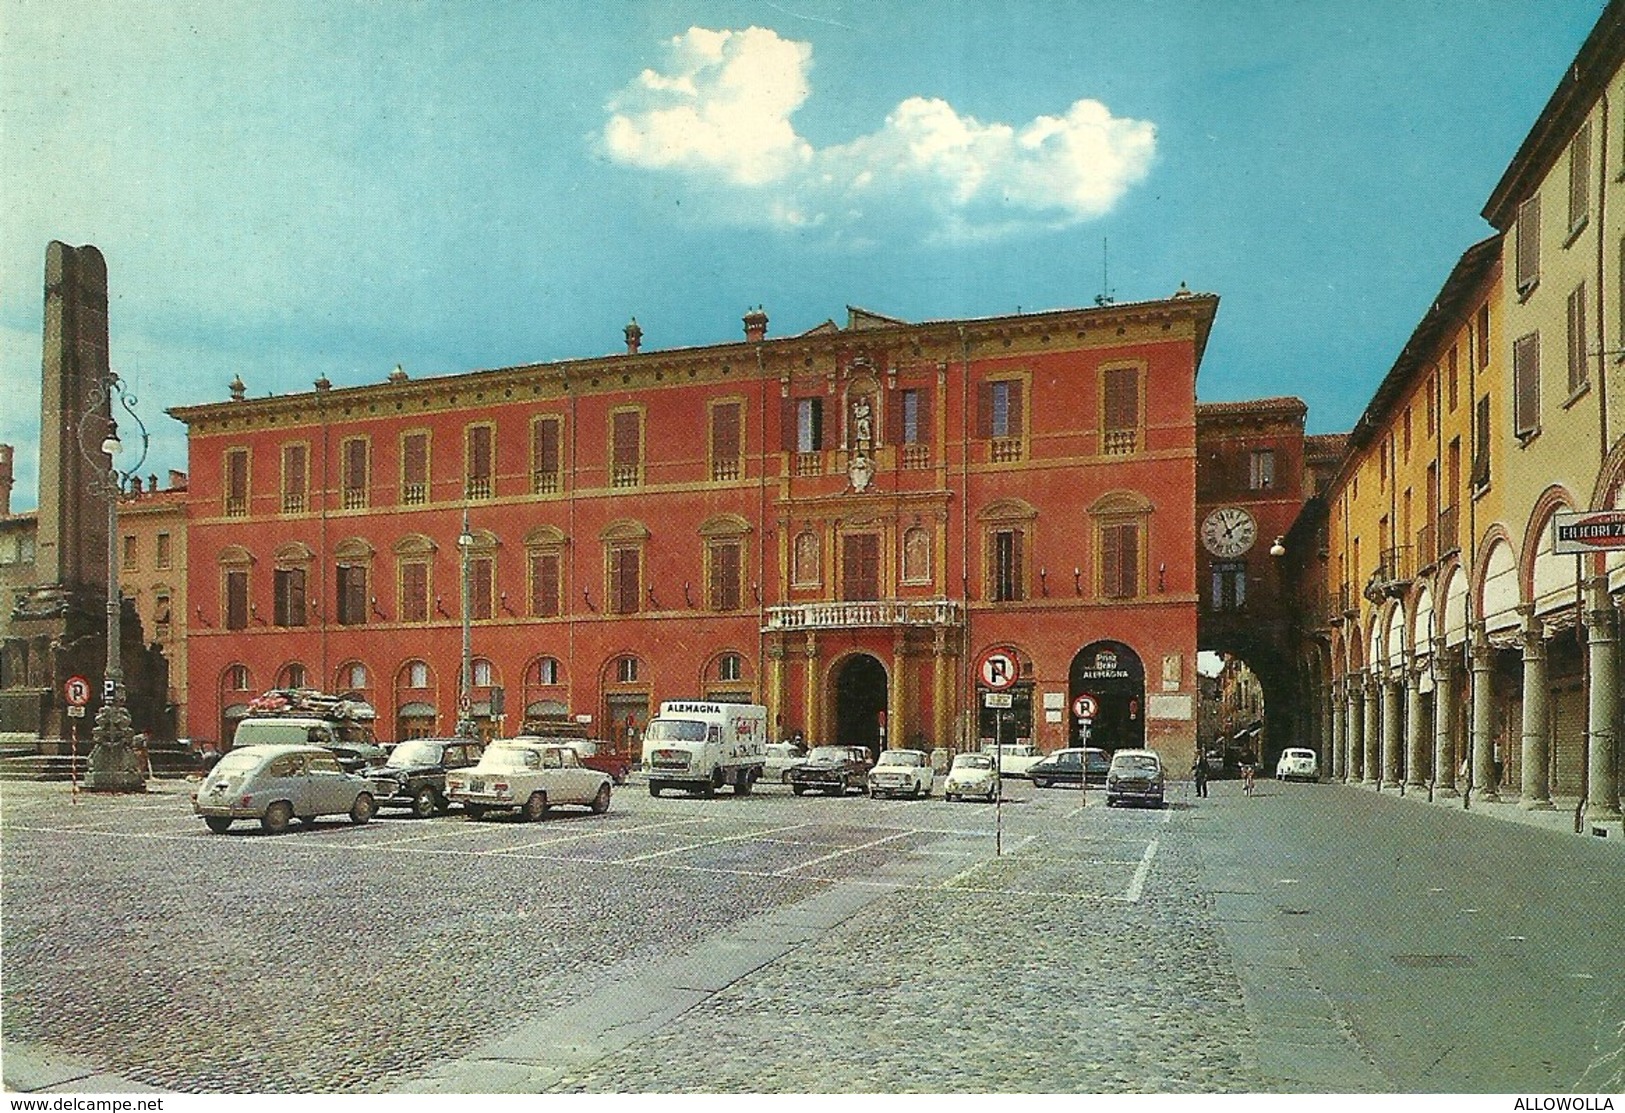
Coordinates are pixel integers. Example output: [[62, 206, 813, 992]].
[[1201, 506, 1258, 558]]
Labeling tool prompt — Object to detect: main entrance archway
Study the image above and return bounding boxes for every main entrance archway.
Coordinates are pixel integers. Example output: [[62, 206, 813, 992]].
[[833, 654, 888, 755], [1069, 640, 1145, 752]]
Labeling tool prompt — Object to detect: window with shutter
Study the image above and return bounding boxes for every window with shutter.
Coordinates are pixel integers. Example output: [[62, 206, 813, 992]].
[[711, 402, 742, 481], [1103, 367, 1139, 454], [225, 450, 249, 517], [342, 439, 368, 509], [1100, 521, 1139, 598], [899, 388, 930, 468], [530, 552, 560, 617], [1513, 332, 1540, 437], [985, 380, 1024, 461], [402, 433, 429, 505], [1568, 283, 1589, 394], [992, 529, 1024, 602], [840, 534, 880, 601], [710, 541, 742, 611], [281, 444, 307, 513], [609, 547, 640, 613], [1249, 450, 1275, 491], [466, 425, 493, 499], [1477, 304, 1491, 368], [612, 410, 642, 487], [274, 567, 307, 627], [1473, 395, 1491, 486], [400, 561, 428, 622], [470, 557, 493, 620], [1516, 194, 1540, 294], [337, 565, 368, 625], [1570, 122, 1591, 232], [532, 418, 562, 494], [1447, 348, 1459, 412], [225, 569, 249, 629]]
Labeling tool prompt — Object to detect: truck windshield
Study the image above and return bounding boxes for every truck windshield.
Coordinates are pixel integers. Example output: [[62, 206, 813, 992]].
[[645, 720, 707, 742]]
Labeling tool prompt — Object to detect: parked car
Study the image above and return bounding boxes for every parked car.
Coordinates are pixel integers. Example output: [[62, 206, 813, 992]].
[[363, 737, 484, 817], [980, 742, 1043, 778], [1275, 747, 1320, 782], [1106, 748, 1165, 808], [867, 748, 934, 798], [447, 741, 612, 820], [788, 745, 873, 796], [512, 734, 631, 785], [1028, 747, 1109, 789], [763, 741, 808, 784], [943, 752, 999, 802], [192, 744, 378, 834]]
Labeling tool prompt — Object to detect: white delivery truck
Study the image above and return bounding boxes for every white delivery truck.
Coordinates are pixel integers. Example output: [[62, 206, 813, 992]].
[[642, 701, 769, 797]]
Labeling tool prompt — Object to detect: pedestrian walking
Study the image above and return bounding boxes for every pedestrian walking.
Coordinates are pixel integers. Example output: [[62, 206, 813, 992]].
[[1192, 753, 1209, 798], [1242, 762, 1256, 796]]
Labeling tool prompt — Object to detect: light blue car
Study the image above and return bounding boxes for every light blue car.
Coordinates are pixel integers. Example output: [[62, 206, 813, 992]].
[[193, 744, 378, 834]]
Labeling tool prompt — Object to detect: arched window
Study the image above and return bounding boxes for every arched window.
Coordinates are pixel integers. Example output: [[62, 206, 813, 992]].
[[336, 661, 369, 694], [472, 657, 495, 687], [530, 657, 561, 686], [615, 656, 639, 683], [404, 660, 430, 689], [225, 664, 252, 692], [277, 662, 308, 689], [718, 653, 743, 682]]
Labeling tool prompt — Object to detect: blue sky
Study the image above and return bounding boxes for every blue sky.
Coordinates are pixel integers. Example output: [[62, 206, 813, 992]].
[[0, 1, 1605, 510]]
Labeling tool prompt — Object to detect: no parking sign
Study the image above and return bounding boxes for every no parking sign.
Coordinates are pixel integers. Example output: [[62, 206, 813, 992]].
[[977, 648, 1019, 691], [1072, 693, 1098, 720]]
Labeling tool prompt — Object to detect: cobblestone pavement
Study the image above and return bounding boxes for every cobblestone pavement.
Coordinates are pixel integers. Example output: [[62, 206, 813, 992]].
[[2, 775, 1268, 1093], [7, 773, 1617, 1093]]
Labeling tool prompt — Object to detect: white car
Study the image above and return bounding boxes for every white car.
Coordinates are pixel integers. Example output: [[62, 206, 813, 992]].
[[448, 742, 612, 821], [763, 742, 808, 784], [981, 742, 1043, 778], [867, 749, 934, 798], [1275, 747, 1319, 782], [943, 752, 999, 802]]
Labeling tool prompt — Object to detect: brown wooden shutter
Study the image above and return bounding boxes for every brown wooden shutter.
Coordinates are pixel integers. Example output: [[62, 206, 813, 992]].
[[917, 388, 932, 445], [887, 391, 905, 445], [535, 419, 560, 475], [1104, 367, 1139, 431], [403, 434, 427, 486], [1568, 283, 1588, 393], [976, 382, 994, 438], [1100, 526, 1121, 598], [226, 570, 248, 629], [1011, 528, 1025, 600], [1570, 122, 1591, 229], [284, 445, 306, 497], [402, 563, 427, 622], [1006, 381, 1024, 436], [711, 542, 741, 611], [531, 553, 559, 617], [780, 395, 797, 452], [612, 411, 640, 469], [1513, 333, 1540, 436], [227, 451, 247, 502], [346, 439, 368, 491], [712, 403, 741, 465], [471, 558, 493, 620], [289, 567, 306, 626], [1119, 522, 1140, 597], [469, 426, 493, 481], [841, 534, 879, 601]]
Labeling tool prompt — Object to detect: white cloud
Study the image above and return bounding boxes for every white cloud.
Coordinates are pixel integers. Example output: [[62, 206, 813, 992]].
[[603, 27, 1156, 241]]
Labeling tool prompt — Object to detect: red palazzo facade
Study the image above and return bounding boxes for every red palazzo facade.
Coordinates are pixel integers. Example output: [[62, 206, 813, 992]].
[[171, 294, 1217, 769]]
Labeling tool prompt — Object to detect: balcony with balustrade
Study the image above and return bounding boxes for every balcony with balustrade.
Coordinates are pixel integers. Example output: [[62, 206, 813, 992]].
[[763, 599, 965, 632]]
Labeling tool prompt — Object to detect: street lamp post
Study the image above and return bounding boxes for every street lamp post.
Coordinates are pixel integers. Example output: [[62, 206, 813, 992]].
[[79, 371, 148, 792], [455, 510, 477, 739]]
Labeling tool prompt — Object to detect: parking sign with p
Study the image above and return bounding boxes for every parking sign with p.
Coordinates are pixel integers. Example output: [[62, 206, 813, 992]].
[[978, 648, 1019, 691]]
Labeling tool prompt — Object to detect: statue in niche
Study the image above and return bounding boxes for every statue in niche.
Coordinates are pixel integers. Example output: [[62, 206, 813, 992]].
[[851, 394, 873, 454]]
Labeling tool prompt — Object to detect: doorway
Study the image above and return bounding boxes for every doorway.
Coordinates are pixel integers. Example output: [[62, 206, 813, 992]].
[[1069, 640, 1145, 752], [833, 654, 888, 754]]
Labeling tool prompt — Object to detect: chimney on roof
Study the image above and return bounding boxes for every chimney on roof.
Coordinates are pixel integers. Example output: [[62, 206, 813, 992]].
[[624, 317, 643, 355], [168, 469, 188, 490], [1173, 282, 1193, 299], [130, 475, 143, 495], [229, 374, 246, 401], [388, 364, 408, 383], [314, 375, 332, 393], [743, 305, 768, 343], [0, 443, 12, 517], [148, 474, 157, 493]]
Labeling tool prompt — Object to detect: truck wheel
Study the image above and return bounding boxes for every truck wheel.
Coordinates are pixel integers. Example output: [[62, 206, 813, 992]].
[[411, 785, 438, 819], [524, 792, 547, 822], [734, 770, 752, 795], [649, 781, 662, 797]]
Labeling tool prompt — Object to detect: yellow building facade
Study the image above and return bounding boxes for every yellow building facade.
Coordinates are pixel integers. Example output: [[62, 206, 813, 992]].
[[1322, 1, 1624, 829]]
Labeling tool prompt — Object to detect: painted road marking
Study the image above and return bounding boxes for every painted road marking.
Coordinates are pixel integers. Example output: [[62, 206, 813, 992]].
[[614, 822, 815, 864], [1122, 838, 1159, 904], [776, 829, 918, 875]]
